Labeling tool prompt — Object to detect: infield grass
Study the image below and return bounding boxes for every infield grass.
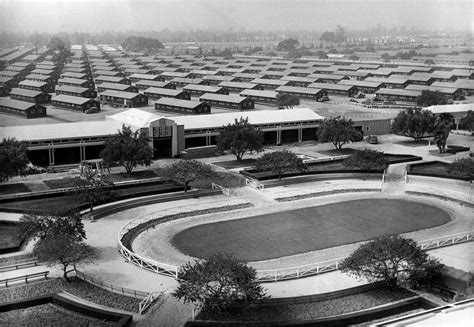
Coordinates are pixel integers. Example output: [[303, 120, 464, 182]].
[[171, 199, 450, 262]]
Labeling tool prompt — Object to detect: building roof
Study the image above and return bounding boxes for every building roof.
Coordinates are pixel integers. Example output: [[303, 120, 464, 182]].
[[144, 87, 183, 96], [95, 76, 127, 82], [424, 103, 474, 114], [170, 108, 324, 130], [199, 93, 248, 104], [0, 98, 37, 110], [0, 120, 126, 142], [404, 85, 460, 94], [97, 82, 134, 91], [55, 85, 90, 94], [376, 88, 421, 97], [154, 97, 203, 109], [308, 83, 356, 91], [108, 108, 162, 128], [58, 77, 88, 85], [25, 74, 52, 81], [338, 80, 384, 88], [129, 73, 160, 80], [52, 94, 94, 105], [9, 88, 43, 97], [183, 84, 223, 92], [239, 89, 278, 98], [170, 77, 204, 85], [100, 90, 143, 99], [276, 86, 323, 95], [18, 80, 48, 87], [218, 81, 259, 89], [61, 72, 87, 79], [136, 80, 172, 88], [251, 78, 289, 86]]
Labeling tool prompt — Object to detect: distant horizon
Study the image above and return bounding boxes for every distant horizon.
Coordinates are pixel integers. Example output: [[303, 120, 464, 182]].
[[1, 0, 472, 34]]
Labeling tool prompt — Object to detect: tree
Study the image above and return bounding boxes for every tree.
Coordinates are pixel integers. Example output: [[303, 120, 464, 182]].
[[433, 113, 453, 153], [424, 59, 435, 65], [121, 36, 164, 54], [459, 110, 474, 131], [276, 38, 299, 51], [335, 25, 347, 43], [173, 252, 266, 313], [320, 31, 336, 43], [344, 149, 388, 172], [391, 108, 437, 142], [349, 54, 359, 61], [34, 235, 96, 281], [416, 90, 448, 107], [256, 150, 307, 180], [100, 125, 153, 174], [448, 158, 474, 182], [381, 53, 391, 63], [159, 159, 215, 192], [318, 117, 362, 151], [217, 117, 263, 161], [0, 137, 29, 183], [72, 170, 115, 213], [340, 235, 442, 289], [19, 210, 86, 242], [276, 93, 300, 109]]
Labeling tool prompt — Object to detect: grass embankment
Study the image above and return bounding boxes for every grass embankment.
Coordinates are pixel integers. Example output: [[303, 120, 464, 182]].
[[198, 288, 415, 322], [0, 278, 141, 313]]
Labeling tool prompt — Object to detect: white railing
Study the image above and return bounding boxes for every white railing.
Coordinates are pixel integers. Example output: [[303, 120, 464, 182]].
[[139, 284, 163, 314], [273, 182, 382, 201], [255, 230, 473, 282], [419, 231, 474, 250], [405, 182, 474, 204], [246, 178, 264, 191], [211, 183, 230, 196], [256, 257, 343, 282], [118, 199, 251, 278]]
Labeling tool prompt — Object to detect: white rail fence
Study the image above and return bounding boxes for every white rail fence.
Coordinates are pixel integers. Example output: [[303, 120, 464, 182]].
[[255, 230, 473, 282], [419, 231, 474, 251], [211, 183, 230, 196], [246, 178, 264, 191], [118, 199, 251, 279], [139, 284, 163, 314], [273, 182, 382, 201], [405, 175, 474, 204]]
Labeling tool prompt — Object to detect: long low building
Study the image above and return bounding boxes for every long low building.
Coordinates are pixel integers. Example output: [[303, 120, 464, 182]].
[[307, 82, 358, 97], [135, 80, 175, 90], [96, 82, 138, 93], [19, 80, 54, 93], [199, 93, 254, 110], [99, 90, 148, 108], [375, 88, 422, 102], [51, 94, 100, 112], [404, 85, 463, 99], [144, 87, 191, 100], [55, 85, 97, 98], [9, 88, 52, 104], [0, 98, 47, 118], [183, 84, 229, 97], [154, 97, 211, 115], [276, 85, 327, 101], [239, 89, 278, 104]]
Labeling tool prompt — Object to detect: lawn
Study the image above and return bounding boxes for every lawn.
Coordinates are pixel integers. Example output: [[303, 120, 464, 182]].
[[212, 158, 257, 169], [171, 199, 450, 262], [0, 222, 25, 253], [0, 183, 31, 195]]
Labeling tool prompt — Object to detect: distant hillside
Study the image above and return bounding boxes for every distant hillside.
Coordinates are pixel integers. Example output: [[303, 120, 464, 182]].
[[121, 36, 164, 53]]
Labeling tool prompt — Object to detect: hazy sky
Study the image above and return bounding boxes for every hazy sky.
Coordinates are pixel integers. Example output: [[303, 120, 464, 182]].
[[0, 0, 472, 33]]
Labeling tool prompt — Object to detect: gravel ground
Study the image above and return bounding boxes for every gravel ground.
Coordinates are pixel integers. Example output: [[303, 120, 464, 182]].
[[0, 303, 116, 326]]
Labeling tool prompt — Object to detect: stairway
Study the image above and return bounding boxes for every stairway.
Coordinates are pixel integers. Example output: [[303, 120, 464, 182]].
[[382, 164, 407, 194]]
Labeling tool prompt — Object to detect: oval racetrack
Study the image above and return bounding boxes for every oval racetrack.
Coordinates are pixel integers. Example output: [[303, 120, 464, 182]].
[[171, 199, 451, 262]]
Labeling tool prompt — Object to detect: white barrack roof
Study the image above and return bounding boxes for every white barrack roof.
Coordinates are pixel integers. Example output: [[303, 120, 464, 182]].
[[169, 108, 324, 130]]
